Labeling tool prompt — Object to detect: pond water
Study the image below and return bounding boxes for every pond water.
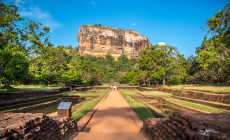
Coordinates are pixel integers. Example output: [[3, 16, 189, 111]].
[[146, 97, 185, 116], [29, 97, 86, 115], [156, 104, 182, 115], [30, 103, 59, 114]]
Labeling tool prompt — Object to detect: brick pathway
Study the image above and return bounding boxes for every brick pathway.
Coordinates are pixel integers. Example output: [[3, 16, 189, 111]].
[[74, 90, 146, 140]]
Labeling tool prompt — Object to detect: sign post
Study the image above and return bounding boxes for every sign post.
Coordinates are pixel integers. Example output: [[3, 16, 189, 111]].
[[57, 102, 72, 117]]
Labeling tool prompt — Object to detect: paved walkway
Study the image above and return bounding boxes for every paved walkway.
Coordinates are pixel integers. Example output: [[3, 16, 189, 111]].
[[74, 90, 146, 140]]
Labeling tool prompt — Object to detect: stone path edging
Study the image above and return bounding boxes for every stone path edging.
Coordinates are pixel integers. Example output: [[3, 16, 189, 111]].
[[117, 90, 143, 129]]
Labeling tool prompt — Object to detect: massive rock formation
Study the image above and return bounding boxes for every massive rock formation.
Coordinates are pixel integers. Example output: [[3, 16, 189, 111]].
[[78, 25, 151, 60]]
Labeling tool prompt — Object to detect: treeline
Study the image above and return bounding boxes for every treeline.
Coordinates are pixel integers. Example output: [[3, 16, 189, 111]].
[[29, 49, 137, 85], [0, 2, 229, 88]]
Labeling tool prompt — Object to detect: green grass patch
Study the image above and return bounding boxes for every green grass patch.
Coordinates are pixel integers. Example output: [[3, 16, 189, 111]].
[[166, 98, 223, 113], [61, 90, 103, 96], [72, 98, 93, 109], [119, 89, 140, 97], [164, 85, 230, 95], [136, 98, 167, 118], [72, 89, 109, 122], [0, 85, 62, 92], [120, 89, 154, 121], [139, 91, 173, 96]]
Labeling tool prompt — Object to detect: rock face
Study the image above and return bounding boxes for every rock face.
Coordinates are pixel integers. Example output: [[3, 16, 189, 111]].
[[78, 25, 151, 60]]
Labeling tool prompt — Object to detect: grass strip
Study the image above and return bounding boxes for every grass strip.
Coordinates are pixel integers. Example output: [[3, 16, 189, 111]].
[[72, 89, 109, 122], [164, 85, 230, 95], [139, 91, 173, 96], [136, 98, 167, 118], [0, 85, 62, 92], [72, 98, 93, 109], [0, 99, 58, 112], [60, 90, 100, 96], [120, 89, 154, 121], [166, 98, 223, 113]]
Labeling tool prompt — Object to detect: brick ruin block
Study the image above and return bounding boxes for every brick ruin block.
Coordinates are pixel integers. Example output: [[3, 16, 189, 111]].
[[0, 113, 77, 140], [142, 112, 230, 140]]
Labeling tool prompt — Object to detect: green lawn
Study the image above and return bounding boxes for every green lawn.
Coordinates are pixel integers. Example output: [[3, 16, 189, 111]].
[[72, 98, 93, 109], [0, 99, 58, 112], [72, 89, 109, 122], [166, 98, 223, 113], [164, 85, 230, 95], [61, 90, 103, 96], [139, 91, 173, 96], [120, 89, 155, 121], [135, 98, 167, 118], [0, 85, 62, 92]]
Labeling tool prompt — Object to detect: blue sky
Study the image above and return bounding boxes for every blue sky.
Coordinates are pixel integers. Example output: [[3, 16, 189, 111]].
[[6, 0, 228, 57]]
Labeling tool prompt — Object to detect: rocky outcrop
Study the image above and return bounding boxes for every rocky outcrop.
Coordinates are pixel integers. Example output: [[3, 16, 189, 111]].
[[142, 112, 230, 140], [78, 25, 151, 60]]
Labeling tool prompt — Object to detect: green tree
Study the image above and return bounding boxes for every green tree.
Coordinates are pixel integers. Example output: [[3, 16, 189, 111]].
[[29, 46, 72, 85], [197, 4, 230, 84], [119, 71, 138, 84], [0, 48, 29, 88], [0, 2, 51, 87], [137, 44, 186, 85], [0, 2, 51, 54]]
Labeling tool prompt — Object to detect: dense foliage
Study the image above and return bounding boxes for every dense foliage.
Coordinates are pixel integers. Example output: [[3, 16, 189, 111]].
[[0, 2, 51, 88], [185, 4, 230, 84], [0, 2, 229, 88]]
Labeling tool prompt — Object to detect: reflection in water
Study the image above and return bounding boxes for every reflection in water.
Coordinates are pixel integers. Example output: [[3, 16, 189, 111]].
[[156, 105, 181, 115], [30, 103, 59, 114], [146, 97, 184, 116]]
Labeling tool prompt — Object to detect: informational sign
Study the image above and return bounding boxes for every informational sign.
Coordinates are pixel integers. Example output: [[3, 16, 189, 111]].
[[57, 102, 72, 117], [58, 102, 72, 109]]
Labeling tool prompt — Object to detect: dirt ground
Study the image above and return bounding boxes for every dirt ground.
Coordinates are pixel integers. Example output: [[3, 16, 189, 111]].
[[74, 90, 146, 140]]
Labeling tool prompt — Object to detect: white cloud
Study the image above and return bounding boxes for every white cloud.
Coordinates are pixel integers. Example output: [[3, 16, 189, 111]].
[[92, 1, 96, 7], [14, 0, 61, 31], [130, 22, 137, 26], [15, 0, 23, 7], [158, 42, 166, 46], [19, 7, 50, 19]]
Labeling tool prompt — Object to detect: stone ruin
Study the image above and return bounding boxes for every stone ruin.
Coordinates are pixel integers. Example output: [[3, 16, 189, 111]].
[[142, 112, 230, 140], [0, 113, 77, 140]]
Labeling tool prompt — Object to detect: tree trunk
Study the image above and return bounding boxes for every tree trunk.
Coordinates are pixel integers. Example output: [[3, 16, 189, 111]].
[[162, 72, 166, 86]]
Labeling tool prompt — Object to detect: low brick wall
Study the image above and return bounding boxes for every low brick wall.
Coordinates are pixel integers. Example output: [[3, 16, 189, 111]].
[[173, 96, 230, 111], [73, 87, 92, 91], [137, 87, 154, 91], [0, 113, 77, 140], [155, 88, 230, 104], [142, 112, 230, 140], [0, 87, 71, 102], [92, 87, 109, 89], [6, 96, 86, 113], [8, 99, 60, 113], [119, 86, 139, 89], [0, 94, 61, 111]]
